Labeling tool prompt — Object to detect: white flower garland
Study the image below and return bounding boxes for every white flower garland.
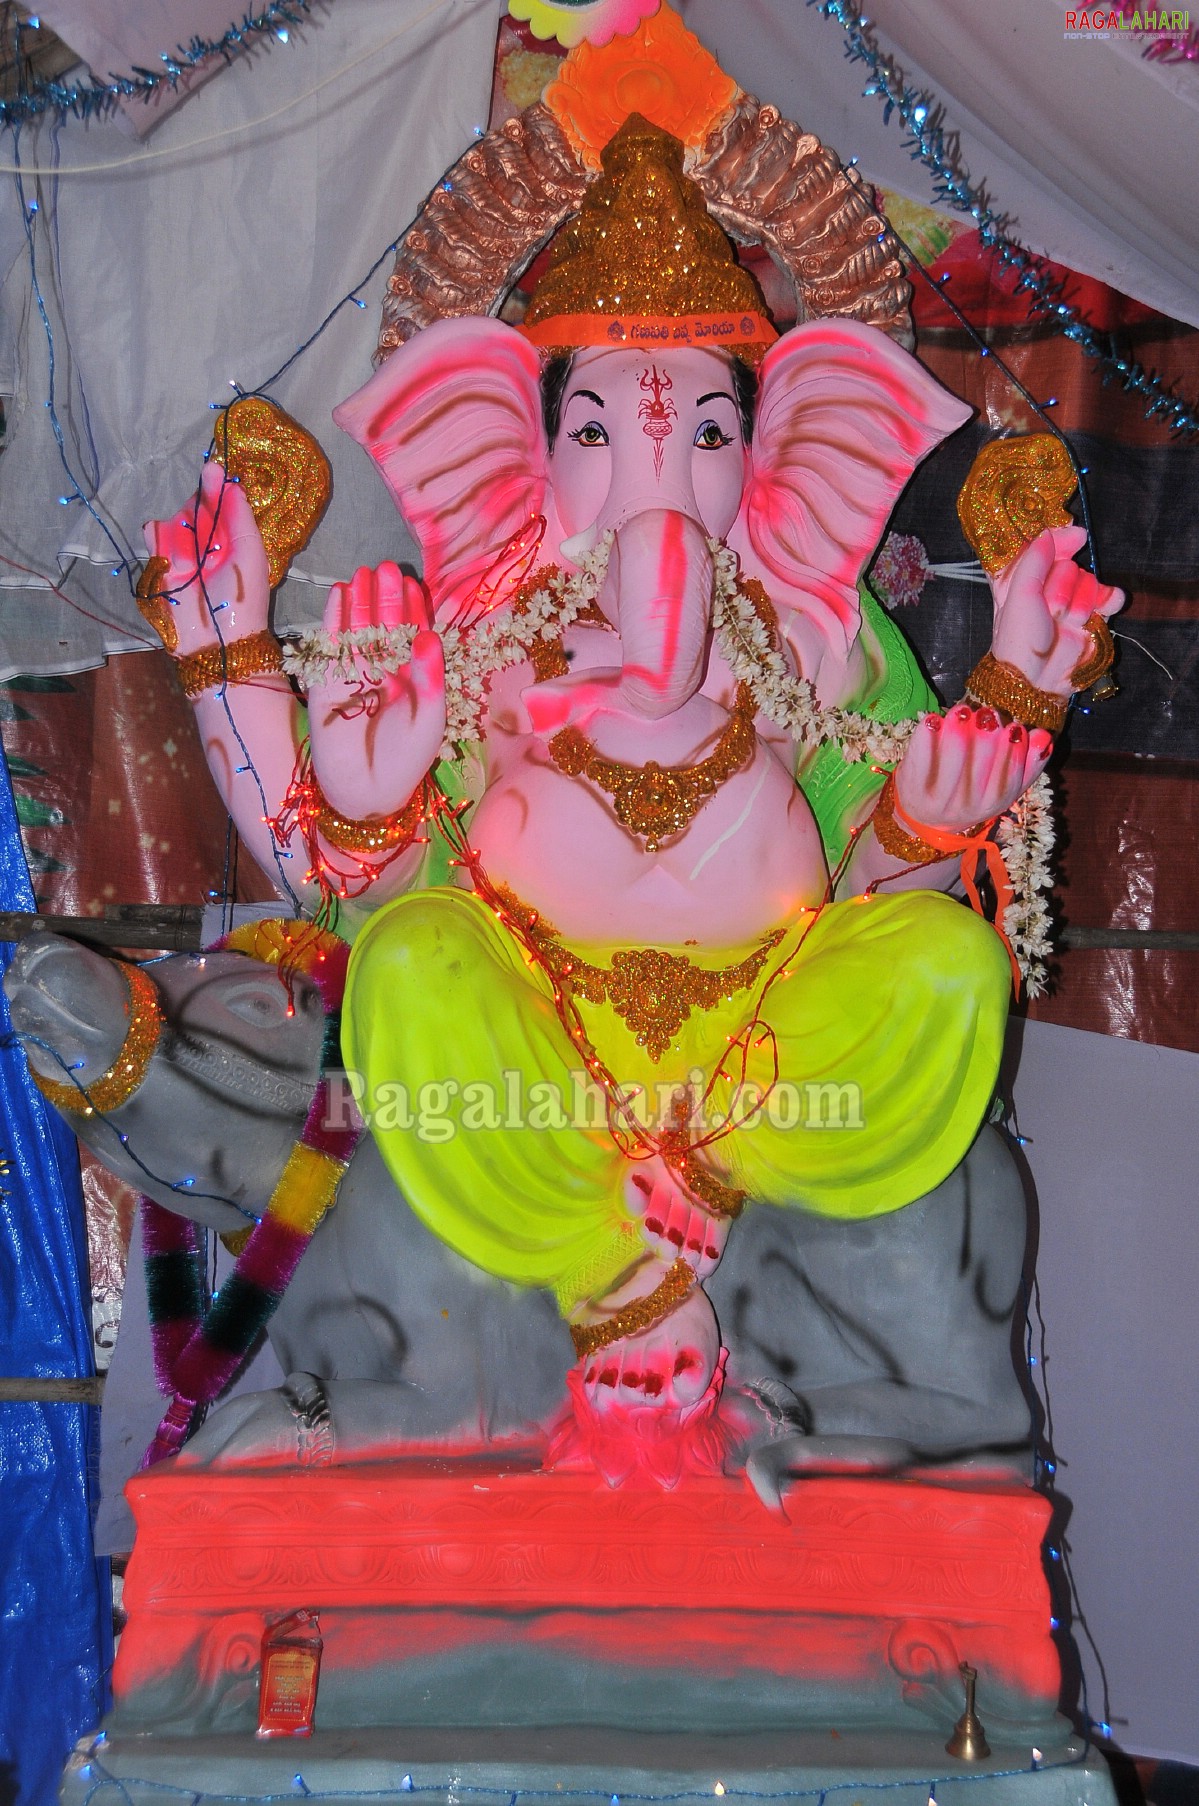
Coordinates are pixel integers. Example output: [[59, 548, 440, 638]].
[[994, 770, 1055, 998], [282, 537, 1054, 988], [708, 542, 916, 766]]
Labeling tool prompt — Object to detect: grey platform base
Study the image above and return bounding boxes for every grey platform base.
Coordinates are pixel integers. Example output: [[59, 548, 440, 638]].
[[62, 1726, 1117, 1806]]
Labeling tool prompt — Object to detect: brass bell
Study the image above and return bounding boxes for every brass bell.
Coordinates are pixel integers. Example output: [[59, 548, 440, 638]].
[[945, 1661, 991, 1761]]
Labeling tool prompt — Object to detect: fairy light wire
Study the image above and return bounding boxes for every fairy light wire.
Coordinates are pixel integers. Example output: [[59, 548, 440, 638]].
[[0, 0, 485, 175], [72, 1749, 1091, 1806], [5, 1027, 257, 1220]]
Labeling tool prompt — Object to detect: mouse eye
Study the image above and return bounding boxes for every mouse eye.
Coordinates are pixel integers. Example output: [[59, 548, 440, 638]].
[[568, 421, 609, 447], [694, 419, 733, 450], [221, 980, 293, 1027]]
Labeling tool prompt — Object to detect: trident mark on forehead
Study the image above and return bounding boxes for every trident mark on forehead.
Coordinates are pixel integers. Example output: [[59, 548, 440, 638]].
[[638, 365, 677, 480]]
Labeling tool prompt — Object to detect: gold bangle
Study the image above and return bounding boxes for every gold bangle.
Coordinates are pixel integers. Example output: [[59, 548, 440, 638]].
[[31, 963, 164, 1117], [569, 1257, 695, 1361], [311, 784, 425, 855], [966, 652, 1068, 735], [1070, 612, 1116, 690], [175, 630, 285, 699], [871, 773, 954, 866]]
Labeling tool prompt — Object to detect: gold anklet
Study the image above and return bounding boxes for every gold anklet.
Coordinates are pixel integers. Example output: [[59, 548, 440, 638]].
[[570, 1257, 696, 1360]]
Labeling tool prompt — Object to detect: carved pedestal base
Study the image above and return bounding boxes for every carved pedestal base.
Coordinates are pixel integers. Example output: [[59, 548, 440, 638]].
[[113, 1457, 1064, 1747], [63, 1726, 1117, 1806]]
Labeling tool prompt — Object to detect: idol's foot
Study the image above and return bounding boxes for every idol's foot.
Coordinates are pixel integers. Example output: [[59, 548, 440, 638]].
[[623, 1155, 730, 1278], [552, 1263, 731, 1486], [570, 1254, 721, 1411]]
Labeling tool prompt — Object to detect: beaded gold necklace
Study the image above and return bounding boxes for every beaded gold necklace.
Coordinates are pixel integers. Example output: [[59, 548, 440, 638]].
[[546, 682, 758, 853]]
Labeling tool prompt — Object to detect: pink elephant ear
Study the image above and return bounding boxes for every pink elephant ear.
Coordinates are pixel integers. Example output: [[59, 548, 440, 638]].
[[727, 320, 973, 657], [333, 317, 549, 618]]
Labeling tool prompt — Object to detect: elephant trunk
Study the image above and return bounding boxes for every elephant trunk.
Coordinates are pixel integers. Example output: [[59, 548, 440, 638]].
[[607, 510, 713, 721]]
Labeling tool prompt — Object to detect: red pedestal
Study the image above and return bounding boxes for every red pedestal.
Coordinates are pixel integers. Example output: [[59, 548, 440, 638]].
[[115, 1456, 1062, 1744]]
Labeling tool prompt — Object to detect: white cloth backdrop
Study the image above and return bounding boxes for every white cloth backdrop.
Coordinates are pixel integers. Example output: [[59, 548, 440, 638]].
[[0, 0, 504, 678], [683, 0, 1199, 330], [1008, 1020, 1199, 1765]]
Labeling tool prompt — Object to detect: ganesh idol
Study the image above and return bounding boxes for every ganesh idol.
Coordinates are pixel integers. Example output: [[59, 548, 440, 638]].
[[143, 118, 1120, 1475]]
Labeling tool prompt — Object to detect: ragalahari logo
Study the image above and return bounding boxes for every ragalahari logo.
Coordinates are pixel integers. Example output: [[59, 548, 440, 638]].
[[1064, 7, 1190, 36]]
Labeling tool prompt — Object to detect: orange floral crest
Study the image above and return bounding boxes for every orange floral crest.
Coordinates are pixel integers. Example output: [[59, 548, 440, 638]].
[[544, 2, 739, 169]]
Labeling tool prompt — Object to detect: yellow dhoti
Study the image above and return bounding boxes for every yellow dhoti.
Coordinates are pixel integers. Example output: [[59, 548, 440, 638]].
[[342, 886, 1010, 1314]]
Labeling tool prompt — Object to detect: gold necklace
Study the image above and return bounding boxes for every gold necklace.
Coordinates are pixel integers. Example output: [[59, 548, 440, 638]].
[[546, 682, 758, 853]]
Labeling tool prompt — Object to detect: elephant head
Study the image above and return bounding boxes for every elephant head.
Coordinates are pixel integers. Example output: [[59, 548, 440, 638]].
[[333, 119, 967, 724], [4, 935, 324, 1232], [333, 313, 969, 722]]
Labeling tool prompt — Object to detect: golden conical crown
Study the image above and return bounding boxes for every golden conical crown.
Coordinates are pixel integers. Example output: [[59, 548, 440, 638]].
[[521, 115, 774, 363]]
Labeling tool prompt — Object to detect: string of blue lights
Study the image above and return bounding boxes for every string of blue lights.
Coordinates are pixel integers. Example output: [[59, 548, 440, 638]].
[[0, 0, 312, 128], [72, 1749, 1089, 1806], [808, 0, 1199, 437]]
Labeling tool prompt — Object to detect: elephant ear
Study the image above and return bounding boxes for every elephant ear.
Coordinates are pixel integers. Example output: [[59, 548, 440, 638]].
[[333, 317, 549, 619], [727, 320, 972, 659]]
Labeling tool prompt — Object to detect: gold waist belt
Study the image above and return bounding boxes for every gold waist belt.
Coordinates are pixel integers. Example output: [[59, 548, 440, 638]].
[[497, 886, 783, 1062]]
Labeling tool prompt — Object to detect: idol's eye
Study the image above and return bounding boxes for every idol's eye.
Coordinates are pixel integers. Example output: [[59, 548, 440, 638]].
[[568, 421, 609, 448], [694, 419, 733, 450]]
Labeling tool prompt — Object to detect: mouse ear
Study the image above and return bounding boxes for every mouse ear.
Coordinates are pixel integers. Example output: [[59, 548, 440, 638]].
[[335, 318, 549, 620]]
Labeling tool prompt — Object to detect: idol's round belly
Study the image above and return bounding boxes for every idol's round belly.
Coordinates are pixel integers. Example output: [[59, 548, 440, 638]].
[[463, 738, 828, 947]]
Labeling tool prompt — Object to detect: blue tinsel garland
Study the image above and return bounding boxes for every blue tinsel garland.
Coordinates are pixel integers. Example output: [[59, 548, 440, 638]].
[[809, 0, 1199, 437], [0, 0, 311, 127]]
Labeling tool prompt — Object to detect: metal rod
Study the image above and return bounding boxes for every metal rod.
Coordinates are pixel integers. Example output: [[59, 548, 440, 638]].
[[0, 906, 203, 951], [0, 910, 1193, 955], [1060, 927, 1199, 951], [0, 1376, 105, 1404]]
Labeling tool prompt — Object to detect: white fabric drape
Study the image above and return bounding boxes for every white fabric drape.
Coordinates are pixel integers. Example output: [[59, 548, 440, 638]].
[[683, 0, 1199, 329], [0, 0, 503, 678]]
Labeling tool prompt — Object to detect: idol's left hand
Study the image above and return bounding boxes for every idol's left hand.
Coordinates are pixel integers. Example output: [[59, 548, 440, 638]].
[[990, 525, 1123, 697]]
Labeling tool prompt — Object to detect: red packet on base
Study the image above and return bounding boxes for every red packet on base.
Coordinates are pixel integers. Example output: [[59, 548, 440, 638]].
[[256, 1609, 323, 1738]]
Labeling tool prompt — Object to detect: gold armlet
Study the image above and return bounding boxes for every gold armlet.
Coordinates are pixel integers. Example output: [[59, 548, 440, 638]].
[[176, 630, 285, 699], [966, 653, 1067, 735], [570, 1257, 695, 1360], [310, 784, 425, 855]]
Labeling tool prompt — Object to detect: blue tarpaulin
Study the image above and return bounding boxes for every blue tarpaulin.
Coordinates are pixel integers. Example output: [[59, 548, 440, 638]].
[[0, 745, 109, 1806]]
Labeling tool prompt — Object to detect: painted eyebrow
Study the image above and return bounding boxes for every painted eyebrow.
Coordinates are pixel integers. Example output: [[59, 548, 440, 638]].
[[696, 391, 736, 407], [565, 389, 605, 408]]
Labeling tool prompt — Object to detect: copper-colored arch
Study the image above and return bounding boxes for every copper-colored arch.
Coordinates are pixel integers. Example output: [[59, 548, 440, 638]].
[[692, 97, 912, 350], [377, 106, 589, 361], [376, 91, 912, 362]]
